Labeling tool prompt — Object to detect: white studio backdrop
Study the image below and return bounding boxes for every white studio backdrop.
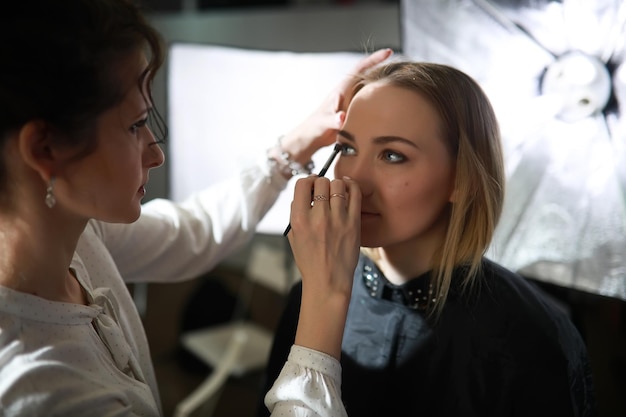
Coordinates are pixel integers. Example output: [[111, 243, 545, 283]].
[[167, 43, 365, 235]]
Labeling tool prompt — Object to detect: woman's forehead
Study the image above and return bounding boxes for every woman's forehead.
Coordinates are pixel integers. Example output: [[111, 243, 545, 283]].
[[345, 82, 447, 148], [350, 82, 440, 123]]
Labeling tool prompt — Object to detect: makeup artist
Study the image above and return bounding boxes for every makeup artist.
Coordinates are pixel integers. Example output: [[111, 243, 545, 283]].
[[0, 1, 391, 415], [261, 60, 596, 417]]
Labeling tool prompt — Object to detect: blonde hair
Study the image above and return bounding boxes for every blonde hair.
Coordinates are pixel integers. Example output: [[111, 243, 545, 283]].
[[356, 61, 505, 318]]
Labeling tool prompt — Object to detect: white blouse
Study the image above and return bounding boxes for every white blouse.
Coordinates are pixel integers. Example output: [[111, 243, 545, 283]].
[[266, 345, 347, 417]]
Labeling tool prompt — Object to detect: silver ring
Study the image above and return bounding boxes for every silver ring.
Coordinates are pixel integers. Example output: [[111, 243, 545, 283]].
[[313, 194, 329, 201], [330, 193, 346, 200]]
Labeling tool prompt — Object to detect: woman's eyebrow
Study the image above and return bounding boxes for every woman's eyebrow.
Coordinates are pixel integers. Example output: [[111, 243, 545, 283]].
[[338, 130, 419, 149], [374, 136, 419, 149], [131, 107, 150, 120], [338, 130, 354, 142]]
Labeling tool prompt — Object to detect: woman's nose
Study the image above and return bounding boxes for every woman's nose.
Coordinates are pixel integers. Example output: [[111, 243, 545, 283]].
[[334, 157, 372, 196], [144, 128, 165, 168]]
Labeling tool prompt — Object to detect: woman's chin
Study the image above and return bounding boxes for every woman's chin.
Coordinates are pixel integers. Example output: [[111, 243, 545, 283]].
[[99, 207, 142, 224], [359, 233, 381, 249]]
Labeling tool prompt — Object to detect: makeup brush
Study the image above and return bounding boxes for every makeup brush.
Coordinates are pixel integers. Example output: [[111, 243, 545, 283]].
[[283, 142, 342, 236]]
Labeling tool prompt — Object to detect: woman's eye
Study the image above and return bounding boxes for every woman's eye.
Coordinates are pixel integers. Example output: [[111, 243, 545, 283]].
[[339, 143, 356, 156], [382, 150, 405, 163], [130, 118, 148, 135]]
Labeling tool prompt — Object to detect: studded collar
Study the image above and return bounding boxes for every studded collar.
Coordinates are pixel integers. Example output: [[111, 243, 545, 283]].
[[361, 257, 438, 311]]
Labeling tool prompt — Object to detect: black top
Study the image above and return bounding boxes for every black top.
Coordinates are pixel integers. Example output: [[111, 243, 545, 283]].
[[257, 255, 596, 417]]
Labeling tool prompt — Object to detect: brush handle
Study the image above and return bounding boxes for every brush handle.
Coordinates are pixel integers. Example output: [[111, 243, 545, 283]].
[[282, 143, 341, 236]]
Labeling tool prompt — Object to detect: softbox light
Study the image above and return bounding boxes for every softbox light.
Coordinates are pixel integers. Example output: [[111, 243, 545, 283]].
[[167, 43, 365, 235], [401, 0, 626, 300]]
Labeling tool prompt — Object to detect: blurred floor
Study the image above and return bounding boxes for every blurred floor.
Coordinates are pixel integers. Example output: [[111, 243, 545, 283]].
[[141, 266, 284, 417], [153, 350, 264, 417]]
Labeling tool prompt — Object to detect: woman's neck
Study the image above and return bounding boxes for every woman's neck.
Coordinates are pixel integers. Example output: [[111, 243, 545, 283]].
[[372, 247, 433, 285], [373, 213, 449, 285], [0, 211, 87, 304]]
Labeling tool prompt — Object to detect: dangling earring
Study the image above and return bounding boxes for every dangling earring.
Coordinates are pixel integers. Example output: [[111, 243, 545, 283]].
[[45, 177, 56, 208]]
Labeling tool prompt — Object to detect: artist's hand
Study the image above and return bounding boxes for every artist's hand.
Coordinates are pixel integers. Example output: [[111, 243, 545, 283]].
[[287, 175, 361, 359], [279, 48, 393, 165]]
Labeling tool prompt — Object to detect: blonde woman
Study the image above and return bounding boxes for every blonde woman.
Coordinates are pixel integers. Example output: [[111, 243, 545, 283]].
[[263, 61, 595, 417]]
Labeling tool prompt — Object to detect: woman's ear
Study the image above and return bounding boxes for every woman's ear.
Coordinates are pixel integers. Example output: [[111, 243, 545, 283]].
[[17, 120, 56, 182]]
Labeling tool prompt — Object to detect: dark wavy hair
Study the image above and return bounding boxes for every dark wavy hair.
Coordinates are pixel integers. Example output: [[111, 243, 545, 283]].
[[0, 0, 166, 191]]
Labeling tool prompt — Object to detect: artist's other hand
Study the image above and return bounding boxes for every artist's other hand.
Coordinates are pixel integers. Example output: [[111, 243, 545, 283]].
[[287, 176, 361, 359], [279, 48, 393, 165]]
